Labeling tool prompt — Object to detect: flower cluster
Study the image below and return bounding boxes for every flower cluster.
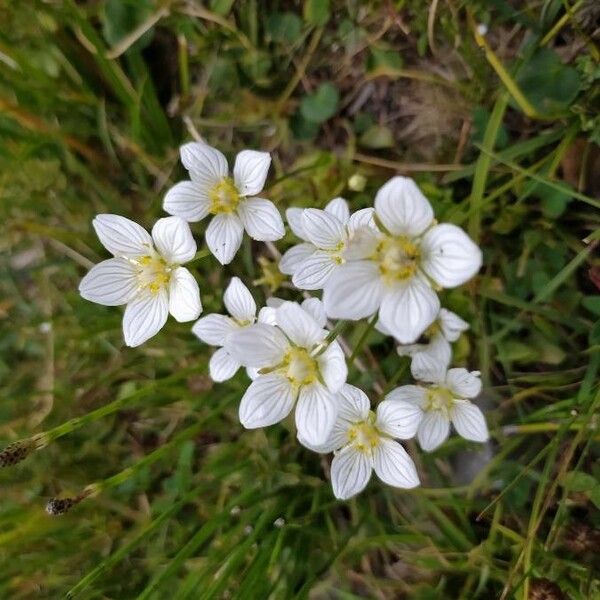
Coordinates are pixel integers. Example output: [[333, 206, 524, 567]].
[[79, 140, 489, 500]]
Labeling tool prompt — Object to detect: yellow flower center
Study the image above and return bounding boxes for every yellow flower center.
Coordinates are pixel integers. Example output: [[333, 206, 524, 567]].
[[347, 411, 380, 454], [281, 347, 318, 387], [373, 235, 420, 284], [137, 255, 171, 294], [208, 177, 241, 214], [424, 386, 454, 415]]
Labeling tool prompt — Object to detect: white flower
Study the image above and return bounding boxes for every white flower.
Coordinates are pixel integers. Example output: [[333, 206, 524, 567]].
[[163, 142, 285, 264], [280, 197, 376, 290], [192, 277, 260, 382], [224, 301, 348, 446], [79, 215, 201, 347], [386, 366, 489, 452], [385, 308, 469, 379], [300, 384, 420, 500], [322, 177, 482, 343]]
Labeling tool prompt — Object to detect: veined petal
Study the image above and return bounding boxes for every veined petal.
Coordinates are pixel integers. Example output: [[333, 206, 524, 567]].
[[180, 142, 228, 188], [375, 400, 423, 440], [438, 308, 469, 341], [152, 217, 197, 264], [409, 335, 451, 382], [325, 197, 350, 223], [168, 267, 201, 322], [323, 261, 384, 320], [338, 384, 370, 421], [317, 341, 347, 393], [302, 208, 345, 249], [420, 223, 482, 288], [286, 207, 308, 240], [192, 313, 237, 345], [331, 446, 372, 500], [374, 177, 434, 237], [279, 243, 315, 276], [417, 411, 450, 452], [275, 301, 325, 347], [123, 289, 169, 347], [205, 213, 244, 265], [373, 439, 420, 489], [379, 278, 440, 344], [163, 181, 210, 223], [92, 214, 153, 258], [257, 306, 277, 325], [233, 150, 271, 196], [344, 226, 380, 260], [292, 251, 339, 290], [347, 208, 377, 233], [225, 322, 289, 368], [295, 382, 338, 446], [301, 297, 327, 328], [384, 385, 427, 408], [238, 374, 296, 429], [79, 258, 138, 306], [209, 347, 241, 382], [237, 197, 284, 241], [445, 368, 482, 399], [451, 400, 489, 443], [224, 277, 256, 322], [298, 416, 349, 454]]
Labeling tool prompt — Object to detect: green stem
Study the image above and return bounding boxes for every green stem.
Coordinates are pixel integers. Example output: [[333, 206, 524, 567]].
[[348, 314, 378, 366]]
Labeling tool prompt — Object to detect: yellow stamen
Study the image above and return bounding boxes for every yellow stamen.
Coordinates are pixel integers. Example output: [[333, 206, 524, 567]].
[[208, 177, 241, 214], [373, 235, 420, 284], [136, 255, 171, 294], [424, 386, 455, 416], [347, 411, 380, 454], [280, 347, 318, 387]]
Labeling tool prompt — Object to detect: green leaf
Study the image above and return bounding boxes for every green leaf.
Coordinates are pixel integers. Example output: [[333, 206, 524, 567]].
[[266, 12, 302, 44], [590, 486, 600, 510], [582, 296, 600, 316], [210, 0, 235, 15], [304, 0, 330, 26], [300, 83, 339, 123], [563, 471, 598, 492], [516, 49, 582, 115], [367, 48, 404, 77], [102, 0, 154, 49], [359, 124, 394, 149]]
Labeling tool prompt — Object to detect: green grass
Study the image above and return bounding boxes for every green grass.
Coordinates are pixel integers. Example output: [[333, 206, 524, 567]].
[[1, 0, 599, 598]]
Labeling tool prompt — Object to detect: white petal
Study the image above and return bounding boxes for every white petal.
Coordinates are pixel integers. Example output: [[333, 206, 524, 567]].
[[123, 290, 169, 347], [168, 267, 201, 322], [275, 301, 325, 347], [279, 243, 315, 276], [79, 258, 138, 306], [338, 384, 371, 421], [373, 439, 420, 489], [237, 198, 284, 241], [301, 298, 327, 328], [205, 213, 244, 265], [233, 150, 271, 196], [298, 416, 349, 454], [192, 314, 237, 345], [420, 224, 482, 288], [384, 385, 427, 407], [317, 341, 347, 393], [224, 277, 256, 322], [331, 446, 372, 500], [180, 142, 228, 188], [238, 374, 296, 429], [374, 177, 434, 237], [163, 181, 210, 223], [451, 400, 489, 443], [152, 217, 197, 264], [379, 278, 440, 344], [209, 347, 240, 382], [302, 209, 345, 250], [246, 367, 260, 380], [438, 308, 469, 342], [225, 323, 288, 368], [292, 251, 338, 290], [323, 261, 384, 320], [92, 214, 153, 258], [375, 400, 423, 440], [265, 297, 285, 308], [347, 208, 376, 233], [285, 207, 308, 240], [417, 411, 450, 452], [445, 368, 482, 399], [409, 335, 452, 382], [343, 226, 380, 260], [295, 382, 338, 446], [257, 306, 277, 325], [325, 197, 350, 223]]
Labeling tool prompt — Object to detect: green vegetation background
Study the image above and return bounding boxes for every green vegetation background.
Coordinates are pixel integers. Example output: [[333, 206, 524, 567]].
[[1, 0, 599, 598]]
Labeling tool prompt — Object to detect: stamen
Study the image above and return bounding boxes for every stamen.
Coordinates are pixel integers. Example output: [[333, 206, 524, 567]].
[[208, 177, 241, 214], [374, 235, 421, 283]]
